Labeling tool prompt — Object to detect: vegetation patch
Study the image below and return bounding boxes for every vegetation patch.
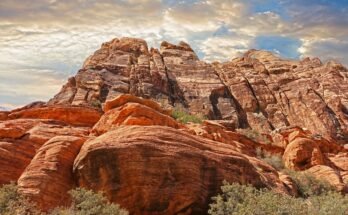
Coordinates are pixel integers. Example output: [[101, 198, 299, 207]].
[[256, 148, 284, 170], [284, 170, 335, 198], [171, 107, 206, 124], [0, 183, 128, 215], [237, 128, 271, 144], [209, 181, 348, 215]]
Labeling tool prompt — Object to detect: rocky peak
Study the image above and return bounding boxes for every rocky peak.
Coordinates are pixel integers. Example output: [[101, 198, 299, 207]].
[[160, 40, 199, 61], [49, 37, 348, 143]]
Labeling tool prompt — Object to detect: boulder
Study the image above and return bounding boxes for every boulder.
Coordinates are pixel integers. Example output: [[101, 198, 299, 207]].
[[283, 138, 325, 170], [74, 126, 289, 215]]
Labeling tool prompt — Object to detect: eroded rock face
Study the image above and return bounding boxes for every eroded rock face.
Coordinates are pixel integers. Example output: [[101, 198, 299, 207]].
[[214, 50, 348, 142], [49, 37, 235, 122], [74, 126, 288, 215], [92, 102, 181, 135], [0, 139, 36, 184], [50, 38, 348, 143], [0, 118, 89, 185], [18, 136, 86, 211]]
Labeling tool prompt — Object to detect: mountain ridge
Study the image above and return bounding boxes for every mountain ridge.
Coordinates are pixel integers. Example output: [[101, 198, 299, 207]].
[[0, 37, 348, 214], [49, 37, 348, 143]]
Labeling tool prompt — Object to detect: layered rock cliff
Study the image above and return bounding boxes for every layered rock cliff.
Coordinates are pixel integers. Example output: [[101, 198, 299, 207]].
[[49, 37, 348, 143], [1, 37, 348, 214]]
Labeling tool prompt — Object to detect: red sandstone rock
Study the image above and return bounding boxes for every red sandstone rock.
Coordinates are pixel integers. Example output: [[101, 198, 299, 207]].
[[50, 38, 348, 142], [186, 120, 283, 156], [18, 136, 86, 211], [24, 122, 89, 146], [74, 125, 290, 215], [0, 139, 36, 184], [8, 106, 102, 127], [0, 119, 89, 185], [0, 119, 41, 139], [103, 94, 170, 114], [0, 111, 9, 121], [92, 102, 181, 135], [307, 165, 346, 192], [283, 138, 325, 170]]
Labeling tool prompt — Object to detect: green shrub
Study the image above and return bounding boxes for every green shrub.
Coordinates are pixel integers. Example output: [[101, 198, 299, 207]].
[[208, 182, 348, 215], [256, 148, 284, 170], [308, 191, 348, 214], [208, 182, 307, 215], [172, 107, 206, 124], [50, 187, 128, 215], [237, 129, 271, 144], [284, 170, 334, 198], [0, 183, 40, 215], [1, 184, 128, 215]]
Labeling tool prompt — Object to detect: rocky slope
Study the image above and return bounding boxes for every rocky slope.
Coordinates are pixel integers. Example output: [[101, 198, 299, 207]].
[[1, 37, 348, 214]]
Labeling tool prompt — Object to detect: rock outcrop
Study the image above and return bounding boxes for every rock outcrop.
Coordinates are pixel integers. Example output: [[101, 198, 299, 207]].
[[8, 106, 102, 127], [50, 38, 348, 143], [74, 125, 288, 215], [1, 37, 348, 214], [215, 51, 348, 142], [92, 95, 180, 135]]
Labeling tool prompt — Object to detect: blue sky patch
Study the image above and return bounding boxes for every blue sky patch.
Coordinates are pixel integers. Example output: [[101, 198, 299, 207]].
[[254, 36, 301, 59]]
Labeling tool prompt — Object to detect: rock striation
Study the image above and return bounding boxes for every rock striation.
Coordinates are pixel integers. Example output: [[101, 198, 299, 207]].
[[50, 37, 348, 143], [0, 37, 348, 214], [74, 125, 289, 215]]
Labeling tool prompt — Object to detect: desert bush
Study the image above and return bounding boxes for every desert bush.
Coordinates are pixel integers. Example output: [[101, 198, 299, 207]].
[[50, 187, 128, 215], [284, 170, 334, 198], [208, 182, 307, 215], [0, 182, 41, 215], [172, 107, 206, 124], [208, 182, 348, 215], [256, 148, 284, 170], [237, 129, 271, 144], [307, 191, 348, 214]]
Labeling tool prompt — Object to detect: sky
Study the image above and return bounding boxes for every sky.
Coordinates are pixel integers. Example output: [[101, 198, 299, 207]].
[[0, 0, 348, 109]]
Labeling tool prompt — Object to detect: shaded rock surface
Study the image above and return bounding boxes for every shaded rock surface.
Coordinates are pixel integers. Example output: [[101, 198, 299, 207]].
[[74, 125, 288, 215]]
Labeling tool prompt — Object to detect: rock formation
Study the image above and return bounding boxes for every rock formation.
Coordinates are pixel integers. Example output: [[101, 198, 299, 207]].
[[0, 37, 348, 214], [74, 125, 288, 214], [50, 38, 348, 143]]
